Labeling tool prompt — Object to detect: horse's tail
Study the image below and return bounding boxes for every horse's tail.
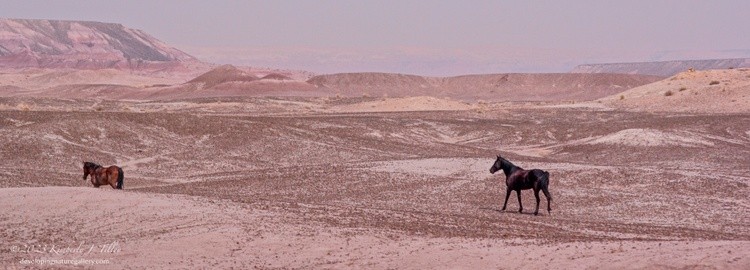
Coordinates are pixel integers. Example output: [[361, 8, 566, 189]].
[[540, 171, 552, 201], [116, 167, 124, 190]]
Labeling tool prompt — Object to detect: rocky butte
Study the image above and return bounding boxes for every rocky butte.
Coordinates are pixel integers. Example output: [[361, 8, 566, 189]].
[[0, 18, 197, 71]]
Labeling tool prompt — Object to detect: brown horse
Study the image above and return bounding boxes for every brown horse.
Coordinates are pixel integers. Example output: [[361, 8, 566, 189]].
[[489, 155, 552, 215], [83, 162, 124, 189]]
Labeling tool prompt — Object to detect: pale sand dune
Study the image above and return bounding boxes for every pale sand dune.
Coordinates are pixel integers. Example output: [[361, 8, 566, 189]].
[[1, 187, 746, 269], [585, 128, 714, 147], [601, 68, 750, 113]]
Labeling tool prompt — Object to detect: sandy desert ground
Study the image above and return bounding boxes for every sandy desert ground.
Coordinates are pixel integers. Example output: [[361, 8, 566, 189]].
[[0, 68, 749, 269]]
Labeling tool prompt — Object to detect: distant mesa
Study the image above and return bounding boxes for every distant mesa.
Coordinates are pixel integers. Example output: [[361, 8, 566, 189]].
[[0, 18, 199, 70], [187, 65, 258, 88], [572, 58, 750, 77]]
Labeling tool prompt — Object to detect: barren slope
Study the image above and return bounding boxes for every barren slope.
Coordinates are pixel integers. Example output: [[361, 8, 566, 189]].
[[0, 97, 749, 268], [308, 72, 663, 101], [601, 68, 750, 113]]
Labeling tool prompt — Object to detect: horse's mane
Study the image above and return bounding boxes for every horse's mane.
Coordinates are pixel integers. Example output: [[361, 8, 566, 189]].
[[501, 157, 522, 170], [84, 161, 101, 169]]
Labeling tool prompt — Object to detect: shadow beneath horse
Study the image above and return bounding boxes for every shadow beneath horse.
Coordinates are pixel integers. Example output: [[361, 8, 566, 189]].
[[479, 207, 549, 216]]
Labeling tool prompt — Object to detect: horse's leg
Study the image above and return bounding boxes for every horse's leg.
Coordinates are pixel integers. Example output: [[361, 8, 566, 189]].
[[533, 188, 542, 215], [501, 188, 512, 211], [542, 187, 552, 214], [516, 190, 523, 213]]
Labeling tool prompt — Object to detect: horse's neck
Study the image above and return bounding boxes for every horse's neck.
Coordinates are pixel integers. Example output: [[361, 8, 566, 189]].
[[90, 165, 103, 173], [501, 161, 520, 175]]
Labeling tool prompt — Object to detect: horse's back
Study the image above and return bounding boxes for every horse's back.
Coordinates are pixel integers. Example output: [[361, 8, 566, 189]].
[[104, 166, 121, 184], [509, 169, 536, 189], [105, 166, 120, 175]]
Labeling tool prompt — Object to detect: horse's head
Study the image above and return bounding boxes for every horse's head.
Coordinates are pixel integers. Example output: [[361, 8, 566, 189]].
[[83, 161, 97, 180], [489, 155, 504, 174]]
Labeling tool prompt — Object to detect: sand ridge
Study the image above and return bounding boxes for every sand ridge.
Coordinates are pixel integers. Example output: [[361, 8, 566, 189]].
[[602, 68, 750, 113]]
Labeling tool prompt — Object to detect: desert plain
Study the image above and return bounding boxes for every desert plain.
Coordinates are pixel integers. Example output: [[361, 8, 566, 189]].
[[0, 65, 748, 270]]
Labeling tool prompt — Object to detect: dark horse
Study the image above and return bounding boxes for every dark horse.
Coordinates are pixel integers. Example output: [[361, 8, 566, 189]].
[[83, 162, 124, 189], [489, 155, 552, 215]]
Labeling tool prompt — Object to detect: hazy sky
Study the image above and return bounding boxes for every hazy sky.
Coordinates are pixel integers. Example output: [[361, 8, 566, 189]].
[[2, 0, 750, 75]]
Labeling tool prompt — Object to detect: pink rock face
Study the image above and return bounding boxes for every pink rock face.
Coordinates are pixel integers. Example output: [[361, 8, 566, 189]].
[[0, 18, 197, 70]]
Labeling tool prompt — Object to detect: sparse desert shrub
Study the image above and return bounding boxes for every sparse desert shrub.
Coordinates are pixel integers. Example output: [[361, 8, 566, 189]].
[[679, 87, 687, 91], [664, 90, 673, 96], [94, 106, 103, 112], [619, 95, 625, 100], [709, 80, 720, 85]]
